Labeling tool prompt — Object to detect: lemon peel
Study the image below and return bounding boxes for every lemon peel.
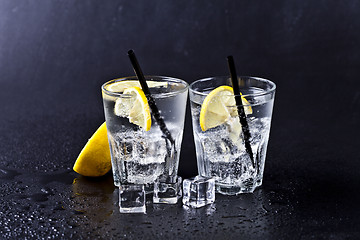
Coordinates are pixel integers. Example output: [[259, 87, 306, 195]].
[[114, 86, 151, 131], [199, 86, 252, 131], [73, 122, 111, 177]]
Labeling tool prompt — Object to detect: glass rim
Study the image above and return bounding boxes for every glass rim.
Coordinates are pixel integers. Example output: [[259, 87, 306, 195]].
[[189, 76, 276, 98], [102, 75, 189, 98]]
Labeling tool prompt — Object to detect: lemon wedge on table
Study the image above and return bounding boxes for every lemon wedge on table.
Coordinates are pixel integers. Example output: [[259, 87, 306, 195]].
[[199, 86, 252, 131], [114, 86, 152, 131], [73, 122, 111, 177]]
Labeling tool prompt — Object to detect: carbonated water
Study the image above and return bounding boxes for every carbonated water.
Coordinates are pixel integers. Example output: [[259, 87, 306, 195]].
[[190, 86, 274, 195]]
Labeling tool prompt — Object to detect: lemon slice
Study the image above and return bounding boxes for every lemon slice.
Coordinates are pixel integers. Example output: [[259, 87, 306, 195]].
[[199, 86, 252, 131], [73, 122, 112, 177], [114, 86, 151, 131], [106, 80, 168, 93]]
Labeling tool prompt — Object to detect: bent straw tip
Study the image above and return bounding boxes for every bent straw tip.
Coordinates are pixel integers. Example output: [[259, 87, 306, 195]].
[[128, 49, 134, 55]]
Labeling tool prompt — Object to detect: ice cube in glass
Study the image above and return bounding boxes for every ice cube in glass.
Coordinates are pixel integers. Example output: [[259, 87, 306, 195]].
[[153, 176, 182, 204]]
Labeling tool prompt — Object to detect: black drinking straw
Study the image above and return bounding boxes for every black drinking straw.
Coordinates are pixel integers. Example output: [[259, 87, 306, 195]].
[[127, 49, 175, 145], [227, 56, 255, 168]]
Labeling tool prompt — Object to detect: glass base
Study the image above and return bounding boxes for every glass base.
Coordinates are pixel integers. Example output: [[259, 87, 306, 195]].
[[114, 181, 154, 195], [154, 195, 179, 204], [216, 178, 262, 195], [114, 179, 120, 188], [153, 176, 182, 204], [144, 183, 154, 194]]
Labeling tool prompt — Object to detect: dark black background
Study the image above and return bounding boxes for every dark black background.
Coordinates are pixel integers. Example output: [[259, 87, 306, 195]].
[[0, 0, 359, 239]]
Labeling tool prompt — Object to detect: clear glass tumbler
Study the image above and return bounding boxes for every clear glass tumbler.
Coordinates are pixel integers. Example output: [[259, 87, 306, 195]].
[[102, 76, 188, 193], [189, 76, 276, 195]]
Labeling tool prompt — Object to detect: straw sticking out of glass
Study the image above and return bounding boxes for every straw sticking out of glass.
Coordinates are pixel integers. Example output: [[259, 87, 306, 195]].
[[127, 49, 174, 144], [227, 55, 255, 168], [127, 49, 176, 181]]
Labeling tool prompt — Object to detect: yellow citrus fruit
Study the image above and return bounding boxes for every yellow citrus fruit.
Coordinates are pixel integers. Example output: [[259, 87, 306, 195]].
[[114, 86, 151, 131], [199, 86, 252, 131], [73, 122, 112, 177], [105, 80, 168, 93]]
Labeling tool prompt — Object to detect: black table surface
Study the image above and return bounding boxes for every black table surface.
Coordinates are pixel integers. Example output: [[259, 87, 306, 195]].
[[1, 1, 360, 239]]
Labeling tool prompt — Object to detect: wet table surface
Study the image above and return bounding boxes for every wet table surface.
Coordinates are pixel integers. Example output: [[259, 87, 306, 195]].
[[1, 0, 360, 239], [1, 76, 359, 239]]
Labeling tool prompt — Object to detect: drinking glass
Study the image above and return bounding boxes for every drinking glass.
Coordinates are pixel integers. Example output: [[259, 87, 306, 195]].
[[102, 76, 188, 194], [189, 76, 275, 195]]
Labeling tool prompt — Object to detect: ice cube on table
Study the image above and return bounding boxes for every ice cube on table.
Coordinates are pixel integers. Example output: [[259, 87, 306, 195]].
[[119, 184, 146, 213], [182, 176, 215, 208], [153, 176, 182, 204]]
